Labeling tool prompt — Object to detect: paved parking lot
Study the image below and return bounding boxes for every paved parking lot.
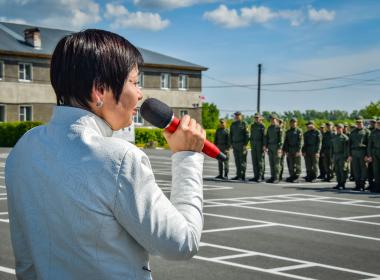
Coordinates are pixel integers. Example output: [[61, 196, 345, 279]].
[[1, 147, 379, 280]]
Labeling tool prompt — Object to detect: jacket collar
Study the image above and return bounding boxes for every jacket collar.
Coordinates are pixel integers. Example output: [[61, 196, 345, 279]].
[[50, 106, 113, 137]]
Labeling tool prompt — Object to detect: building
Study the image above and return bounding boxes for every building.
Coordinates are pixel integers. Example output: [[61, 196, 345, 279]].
[[0, 22, 207, 126]]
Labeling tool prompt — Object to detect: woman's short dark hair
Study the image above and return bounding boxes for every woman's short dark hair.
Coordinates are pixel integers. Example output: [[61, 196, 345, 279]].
[[50, 29, 143, 109]]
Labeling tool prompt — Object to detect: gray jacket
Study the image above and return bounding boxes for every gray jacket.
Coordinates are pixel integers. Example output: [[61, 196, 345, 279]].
[[5, 106, 204, 280]]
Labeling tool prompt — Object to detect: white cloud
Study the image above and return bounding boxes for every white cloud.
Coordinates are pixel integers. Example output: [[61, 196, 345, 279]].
[[308, 7, 336, 22], [204, 4, 334, 28], [105, 3, 170, 31], [0, 0, 101, 30], [133, 0, 213, 10], [0, 17, 27, 24]]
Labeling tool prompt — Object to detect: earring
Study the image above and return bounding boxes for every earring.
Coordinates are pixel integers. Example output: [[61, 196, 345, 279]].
[[96, 100, 104, 108]]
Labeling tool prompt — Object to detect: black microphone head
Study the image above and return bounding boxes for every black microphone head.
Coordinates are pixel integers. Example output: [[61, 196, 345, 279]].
[[140, 98, 173, 128]]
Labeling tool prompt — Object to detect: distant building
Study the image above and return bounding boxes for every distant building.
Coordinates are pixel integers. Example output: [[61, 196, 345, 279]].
[[0, 22, 207, 126]]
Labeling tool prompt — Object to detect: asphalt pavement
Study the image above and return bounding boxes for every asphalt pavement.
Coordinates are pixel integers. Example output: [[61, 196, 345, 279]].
[[1, 147, 379, 280]]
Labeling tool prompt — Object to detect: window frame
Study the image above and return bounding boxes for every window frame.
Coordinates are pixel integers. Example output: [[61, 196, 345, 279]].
[[160, 73, 171, 90], [138, 72, 144, 88], [19, 105, 33, 121], [0, 104, 6, 122], [18, 62, 33, 82], [179, 110, 188, 117], [178, 74, 188, 91], [133, 107, 144, 126]]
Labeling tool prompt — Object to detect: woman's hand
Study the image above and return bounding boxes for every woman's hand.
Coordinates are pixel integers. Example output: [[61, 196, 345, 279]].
[[163, 115, 206, 153]]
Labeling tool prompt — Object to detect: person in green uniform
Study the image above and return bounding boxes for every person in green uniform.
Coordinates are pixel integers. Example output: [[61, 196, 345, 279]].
[[230, 111, 249, 181], [321, 122, 335, 182], [348, 123, 357, 181], [348, 116, 370, 191], [331, 124, 350, 190], [283, 117, 303, 183], [367, 118, 376, 190], [249, 113, 266, 182], [343, 123, 353, 181], [278, 119, 286, 181], [367, 118, 380, 193], [302, 121, 322, 182], [214, 119, 230, 179], [264, 114, 284, 183], [317, 124, 326, 180]]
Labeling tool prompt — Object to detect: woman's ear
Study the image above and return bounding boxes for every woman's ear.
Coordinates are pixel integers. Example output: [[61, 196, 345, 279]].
[[91, 84, 105, 108]]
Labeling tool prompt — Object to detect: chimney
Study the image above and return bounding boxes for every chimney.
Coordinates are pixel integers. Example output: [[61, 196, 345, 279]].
[[24, 28, 41, 49]]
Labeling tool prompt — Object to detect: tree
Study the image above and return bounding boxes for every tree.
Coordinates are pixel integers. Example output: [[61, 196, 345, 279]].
[[202, 102, 220, 129], [359, 101, 380, 119]]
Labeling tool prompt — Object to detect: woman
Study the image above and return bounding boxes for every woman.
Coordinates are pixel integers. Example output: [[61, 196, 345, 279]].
[[5, 29, 205, 280]]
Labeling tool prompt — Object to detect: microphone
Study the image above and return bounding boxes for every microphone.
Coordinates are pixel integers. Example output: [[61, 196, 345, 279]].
[[140, 98, 227, 161]]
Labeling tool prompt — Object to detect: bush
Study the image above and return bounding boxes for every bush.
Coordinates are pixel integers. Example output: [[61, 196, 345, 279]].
[[135, 128, 167, 147], [0, 122, 43, 147]]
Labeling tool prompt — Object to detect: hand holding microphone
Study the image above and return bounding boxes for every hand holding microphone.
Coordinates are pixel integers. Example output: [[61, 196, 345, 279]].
[[140, 98, 227, 161]]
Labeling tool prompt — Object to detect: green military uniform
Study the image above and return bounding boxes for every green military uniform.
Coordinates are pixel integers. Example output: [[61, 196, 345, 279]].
[[265, 115, 284, 182], [367, 120, 376, 189], [321, 124, 335, 181], [331, 125, 349, 189], [368, 121, 380, 192], [318, 124, 326, 179], [249, 117, 265, 181], [302, 122, 322, 182], [230, 113, 249, 180], [278, 119, 285, 181], [214, 126, 230, 179], [283, 120, 303, 182], [349, 117, 370, 190]]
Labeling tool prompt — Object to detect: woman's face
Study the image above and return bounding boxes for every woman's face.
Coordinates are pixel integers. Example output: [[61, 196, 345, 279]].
[[102, 67, 143, 131]]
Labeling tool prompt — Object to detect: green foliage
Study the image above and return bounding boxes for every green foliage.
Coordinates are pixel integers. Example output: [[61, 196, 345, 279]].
[[359, 101, 380, 119], [206, 129, 216, 143], [202, 102, 220, 129], [0, 121, 43, 147], [135, 128, 167, 147]]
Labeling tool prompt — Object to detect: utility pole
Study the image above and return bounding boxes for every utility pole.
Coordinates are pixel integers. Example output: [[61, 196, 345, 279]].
[[257, 63, 262, 113]]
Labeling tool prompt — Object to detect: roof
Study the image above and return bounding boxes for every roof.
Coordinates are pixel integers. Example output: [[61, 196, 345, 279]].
[[0, 22, 207, 71]]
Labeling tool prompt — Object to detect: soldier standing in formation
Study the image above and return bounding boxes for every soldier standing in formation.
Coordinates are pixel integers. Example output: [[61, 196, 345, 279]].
[[249, 113, 266, 182], [368, 118, 380, 192], [230, 111, 249, 181], [349, 116, 370, 191], [331, 124, 350, 190], [302, 121, 322, 182], [278, 119, 286, 181], [367, 118, 376, 190], [321, 122, 335, 182], [318, 124, 326, 179], [283, 117, 303, 183], [264, 114, 284, 184], [214, 119, 230, 180]]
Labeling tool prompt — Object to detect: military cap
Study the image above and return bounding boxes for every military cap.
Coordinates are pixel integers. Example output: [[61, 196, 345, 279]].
[[219, 118, 225, 123], [370, 118, 376, 123], [234, 111, 242, 116], [350, 124, 356, 128], [254, 112, 261, 118], [376, 117, 380, 123], [319, 123, 325, 128], [336, 123, 344, 128], [269, 113, 279, 119], [356, 116, 364, 122], [326, 122, 333, 126], [290, 117, 297, 122], [343, 123, 349, 127], [306, 120, 315, 126]]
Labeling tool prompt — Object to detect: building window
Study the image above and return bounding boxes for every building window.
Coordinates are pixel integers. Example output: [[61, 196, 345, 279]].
[[19, 105, 33, 121], [180, 110, 188, 117], [0, 61, 4, 80], [133, 108, 144, 125], [178, 75, 188, 90], [160, 73, 171, 89], [19, 63, 32, 81], [138, 72, 144, 88], [0, 105, 5, 122]]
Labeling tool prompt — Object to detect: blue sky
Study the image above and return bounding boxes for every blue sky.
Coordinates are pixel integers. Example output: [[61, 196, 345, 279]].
[[1, 0, 380, 116]]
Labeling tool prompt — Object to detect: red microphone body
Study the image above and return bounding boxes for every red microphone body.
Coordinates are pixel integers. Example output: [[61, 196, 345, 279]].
[[140, 98, 227, 161]]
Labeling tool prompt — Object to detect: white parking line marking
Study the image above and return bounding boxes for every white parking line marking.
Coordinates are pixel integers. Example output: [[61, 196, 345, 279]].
[[0, 219, 9, 223], [270, 263, 315, 272], [0, 212, 8, 215], [204, 212, 380, 242], [198, 242, 380, 279], [203, 223, 276, 233], [340, 214, 380, 220], [0, 265, 15, 275]]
